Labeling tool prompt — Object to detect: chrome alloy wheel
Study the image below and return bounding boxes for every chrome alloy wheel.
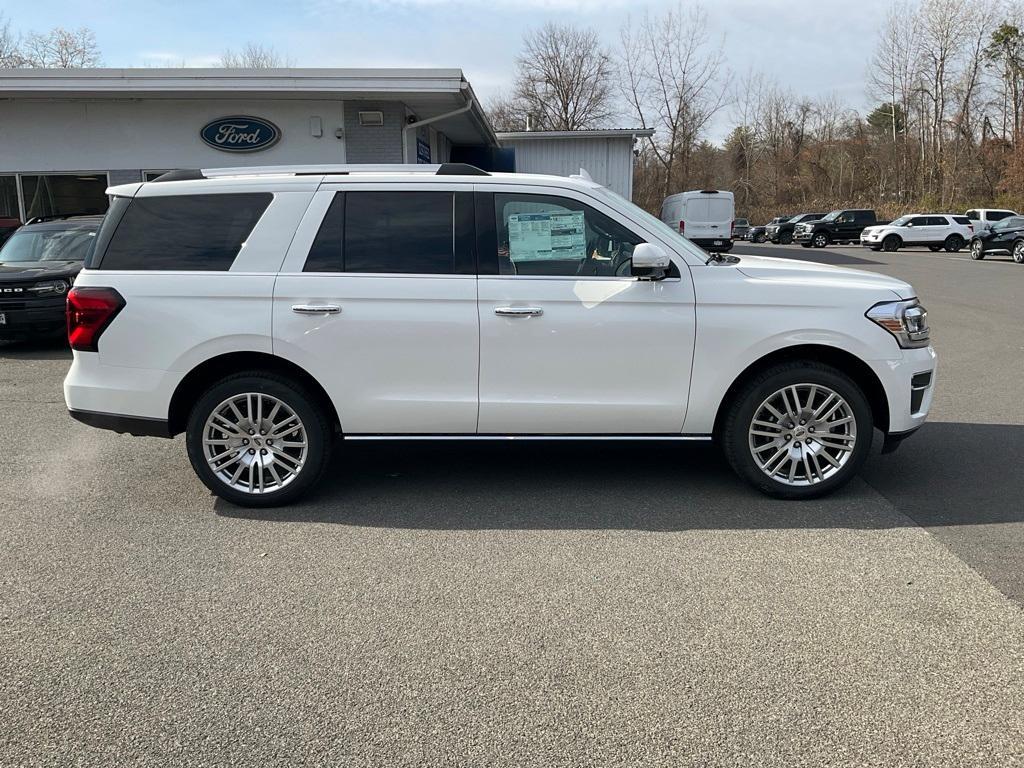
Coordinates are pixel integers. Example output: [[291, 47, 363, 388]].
[[747, 383, 857, 486], [201, 393, 308, 494], [1014, 241, 1024, 264]]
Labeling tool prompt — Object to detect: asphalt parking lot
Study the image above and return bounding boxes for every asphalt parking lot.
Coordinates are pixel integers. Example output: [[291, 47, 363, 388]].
[[2, 243, 1023, 767]]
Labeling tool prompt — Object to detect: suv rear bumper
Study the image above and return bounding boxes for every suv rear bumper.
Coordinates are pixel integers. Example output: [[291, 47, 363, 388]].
[[69, 408, 172, 438], [691, 238, 733, 252]]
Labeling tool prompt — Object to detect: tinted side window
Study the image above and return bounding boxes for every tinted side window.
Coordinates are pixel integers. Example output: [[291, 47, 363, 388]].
[[908, 217, 930, 227], [344, 192, 453, 274], [953, 216, 971, 225], [100, 193, 271, 270], [493, 193, 643, 277], [924, 216, 947, 226], [988, 210, 1013, 222]]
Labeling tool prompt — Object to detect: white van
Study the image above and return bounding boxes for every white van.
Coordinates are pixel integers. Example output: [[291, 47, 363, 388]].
[[661, 190, 735, 253]]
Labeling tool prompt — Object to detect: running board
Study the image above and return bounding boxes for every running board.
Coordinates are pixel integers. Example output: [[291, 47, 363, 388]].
[[344, 434, 713, 441]]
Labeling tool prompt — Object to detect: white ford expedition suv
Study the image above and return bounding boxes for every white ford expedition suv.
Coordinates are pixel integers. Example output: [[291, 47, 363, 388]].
[[64, 164, 936, 507]]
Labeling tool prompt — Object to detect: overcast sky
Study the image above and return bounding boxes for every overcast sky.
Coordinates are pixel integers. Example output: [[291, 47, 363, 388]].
[[3, 0, 895, 143]]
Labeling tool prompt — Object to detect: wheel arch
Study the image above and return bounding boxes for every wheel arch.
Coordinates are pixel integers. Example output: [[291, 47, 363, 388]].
[[167, 351, 340, 437], [712, 344, 890, 439]]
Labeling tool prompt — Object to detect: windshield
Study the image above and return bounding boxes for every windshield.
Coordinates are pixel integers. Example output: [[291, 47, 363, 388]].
[[595, 186, 709, 262], [890, 215, 914, 227], [0, 227, 97, 263], [822, 210, 842, 221]]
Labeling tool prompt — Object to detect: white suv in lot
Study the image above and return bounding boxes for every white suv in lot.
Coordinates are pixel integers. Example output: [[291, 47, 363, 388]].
[[860, 214, 973, 252], [64, 164, 936, 506]]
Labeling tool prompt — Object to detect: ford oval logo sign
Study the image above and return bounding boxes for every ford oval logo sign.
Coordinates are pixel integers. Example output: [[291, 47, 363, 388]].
[[200, 116, 281, 153]]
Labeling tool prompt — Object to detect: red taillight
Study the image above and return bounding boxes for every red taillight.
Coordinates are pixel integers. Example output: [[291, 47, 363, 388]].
[[67, 287, 125, 352], [679, 220, 685, 233]]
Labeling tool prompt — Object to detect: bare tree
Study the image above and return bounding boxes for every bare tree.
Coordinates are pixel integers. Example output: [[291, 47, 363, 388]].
[[0, 14, 25, 67], [219, 42, 292, 69], [620, 4, 730, 197], [510, 22, 616, 130], [19, 27, 101, 68], [484, 90, 528, 132]]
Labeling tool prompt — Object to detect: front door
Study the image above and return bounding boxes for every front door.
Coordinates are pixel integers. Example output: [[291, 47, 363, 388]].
[[273, 187, 479, 434], [475, 188, 696, 434]]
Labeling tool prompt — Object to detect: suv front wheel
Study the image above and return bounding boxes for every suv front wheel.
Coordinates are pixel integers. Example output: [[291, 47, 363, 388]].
[[721, 362, 873, 499], [186, 372, 333, 507]]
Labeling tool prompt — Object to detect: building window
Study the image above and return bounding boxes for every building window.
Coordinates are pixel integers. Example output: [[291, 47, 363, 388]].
[[0, 176, 18, 221], [21, 174, 109, 220]]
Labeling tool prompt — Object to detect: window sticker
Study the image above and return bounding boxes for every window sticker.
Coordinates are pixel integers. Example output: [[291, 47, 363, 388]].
[[508, 211, 586, 261]]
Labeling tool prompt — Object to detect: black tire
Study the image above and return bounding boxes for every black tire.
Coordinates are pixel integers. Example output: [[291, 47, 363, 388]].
[[1014, 240, 1024, 264], [720, 361, 873, 500], [812, 232, 829, 248], [944, 234, 964, 252], [780, 232, 793, 245], [928, 245, 942, 252], [882, 235, 901, 253], [186, 371, 333, 507], [970, 239, 985, 260], [753, 233, 766, 243]]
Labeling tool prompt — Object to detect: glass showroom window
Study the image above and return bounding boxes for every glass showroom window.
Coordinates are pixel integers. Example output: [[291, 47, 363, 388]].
[[20, 174, 110, 220]]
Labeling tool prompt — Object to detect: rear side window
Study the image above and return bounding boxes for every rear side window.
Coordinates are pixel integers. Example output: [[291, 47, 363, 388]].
[[98, 193, 271, 270], [924, 216, 948, 226], [953, 216, 971, 225], [965, 210, 978, 220], [304, 191, 469, 275], [988, 210, 1014, 222]]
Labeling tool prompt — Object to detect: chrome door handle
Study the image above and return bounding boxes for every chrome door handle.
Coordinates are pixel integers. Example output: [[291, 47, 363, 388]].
[[494, 306, 543, 317], [292, 304, 341, 315]]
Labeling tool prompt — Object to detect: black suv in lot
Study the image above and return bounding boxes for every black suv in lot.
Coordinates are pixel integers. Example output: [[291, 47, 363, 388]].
[[769, 212, 828, 245], [794, 209, 883, 248], [0, 215, 103, 342]]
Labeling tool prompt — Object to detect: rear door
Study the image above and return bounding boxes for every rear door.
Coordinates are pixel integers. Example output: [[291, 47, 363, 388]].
[[272, 185, 479, 434], [683, 195, 712, 240]]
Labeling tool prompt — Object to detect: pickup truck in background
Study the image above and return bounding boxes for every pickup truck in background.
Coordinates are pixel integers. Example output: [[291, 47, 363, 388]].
[[965, 208, 1017, 233], [794, 209, 887, 248]]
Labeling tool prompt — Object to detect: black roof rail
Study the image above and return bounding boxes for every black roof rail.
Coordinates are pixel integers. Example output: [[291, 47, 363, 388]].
[[436, 163, 490, 177], [24, 213, 104, 225], [150, 169, 206, 182]]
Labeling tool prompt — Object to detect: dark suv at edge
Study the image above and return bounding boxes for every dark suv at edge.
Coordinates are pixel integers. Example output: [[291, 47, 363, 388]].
[[0, 215, 103, 341]]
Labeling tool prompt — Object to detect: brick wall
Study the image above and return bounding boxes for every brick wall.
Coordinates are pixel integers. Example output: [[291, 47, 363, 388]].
[[343, 101, 405, 163]]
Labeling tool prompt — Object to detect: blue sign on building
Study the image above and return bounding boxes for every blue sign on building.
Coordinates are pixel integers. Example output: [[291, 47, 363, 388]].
[[200, 116, 281, 153]]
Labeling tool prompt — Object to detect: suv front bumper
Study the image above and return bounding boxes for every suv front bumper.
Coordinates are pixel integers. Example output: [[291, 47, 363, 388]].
[[867, 345, 937, 441], [0, 295, 67, 340]]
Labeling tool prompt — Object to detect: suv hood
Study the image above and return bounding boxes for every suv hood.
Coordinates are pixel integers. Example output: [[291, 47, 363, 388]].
[[734, 254, 915, 299], [0, 260, 81, 281]]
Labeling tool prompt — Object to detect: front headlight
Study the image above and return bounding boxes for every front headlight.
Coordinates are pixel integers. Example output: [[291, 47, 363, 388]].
[[866, 299, 930, 348], [28, 279, 70, 296]]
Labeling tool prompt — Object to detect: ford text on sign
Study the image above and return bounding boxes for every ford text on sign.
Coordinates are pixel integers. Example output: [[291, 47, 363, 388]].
[[200, 116, 281, 153]]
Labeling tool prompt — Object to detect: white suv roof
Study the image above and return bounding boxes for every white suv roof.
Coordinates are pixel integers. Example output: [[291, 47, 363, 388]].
[[107, 163, 604, 198]]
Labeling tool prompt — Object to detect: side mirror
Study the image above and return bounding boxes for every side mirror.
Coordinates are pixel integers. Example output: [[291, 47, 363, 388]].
[[631, 242, 671, 280]]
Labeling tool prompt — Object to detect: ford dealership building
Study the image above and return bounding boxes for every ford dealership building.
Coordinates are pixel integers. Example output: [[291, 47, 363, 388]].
[[0, 67, 647, 222]]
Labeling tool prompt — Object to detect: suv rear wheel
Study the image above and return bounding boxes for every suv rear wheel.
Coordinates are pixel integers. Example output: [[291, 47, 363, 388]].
[[186, 372, 333, 507], [721, 361, 873, 499], [944, 234, 964, 252]]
